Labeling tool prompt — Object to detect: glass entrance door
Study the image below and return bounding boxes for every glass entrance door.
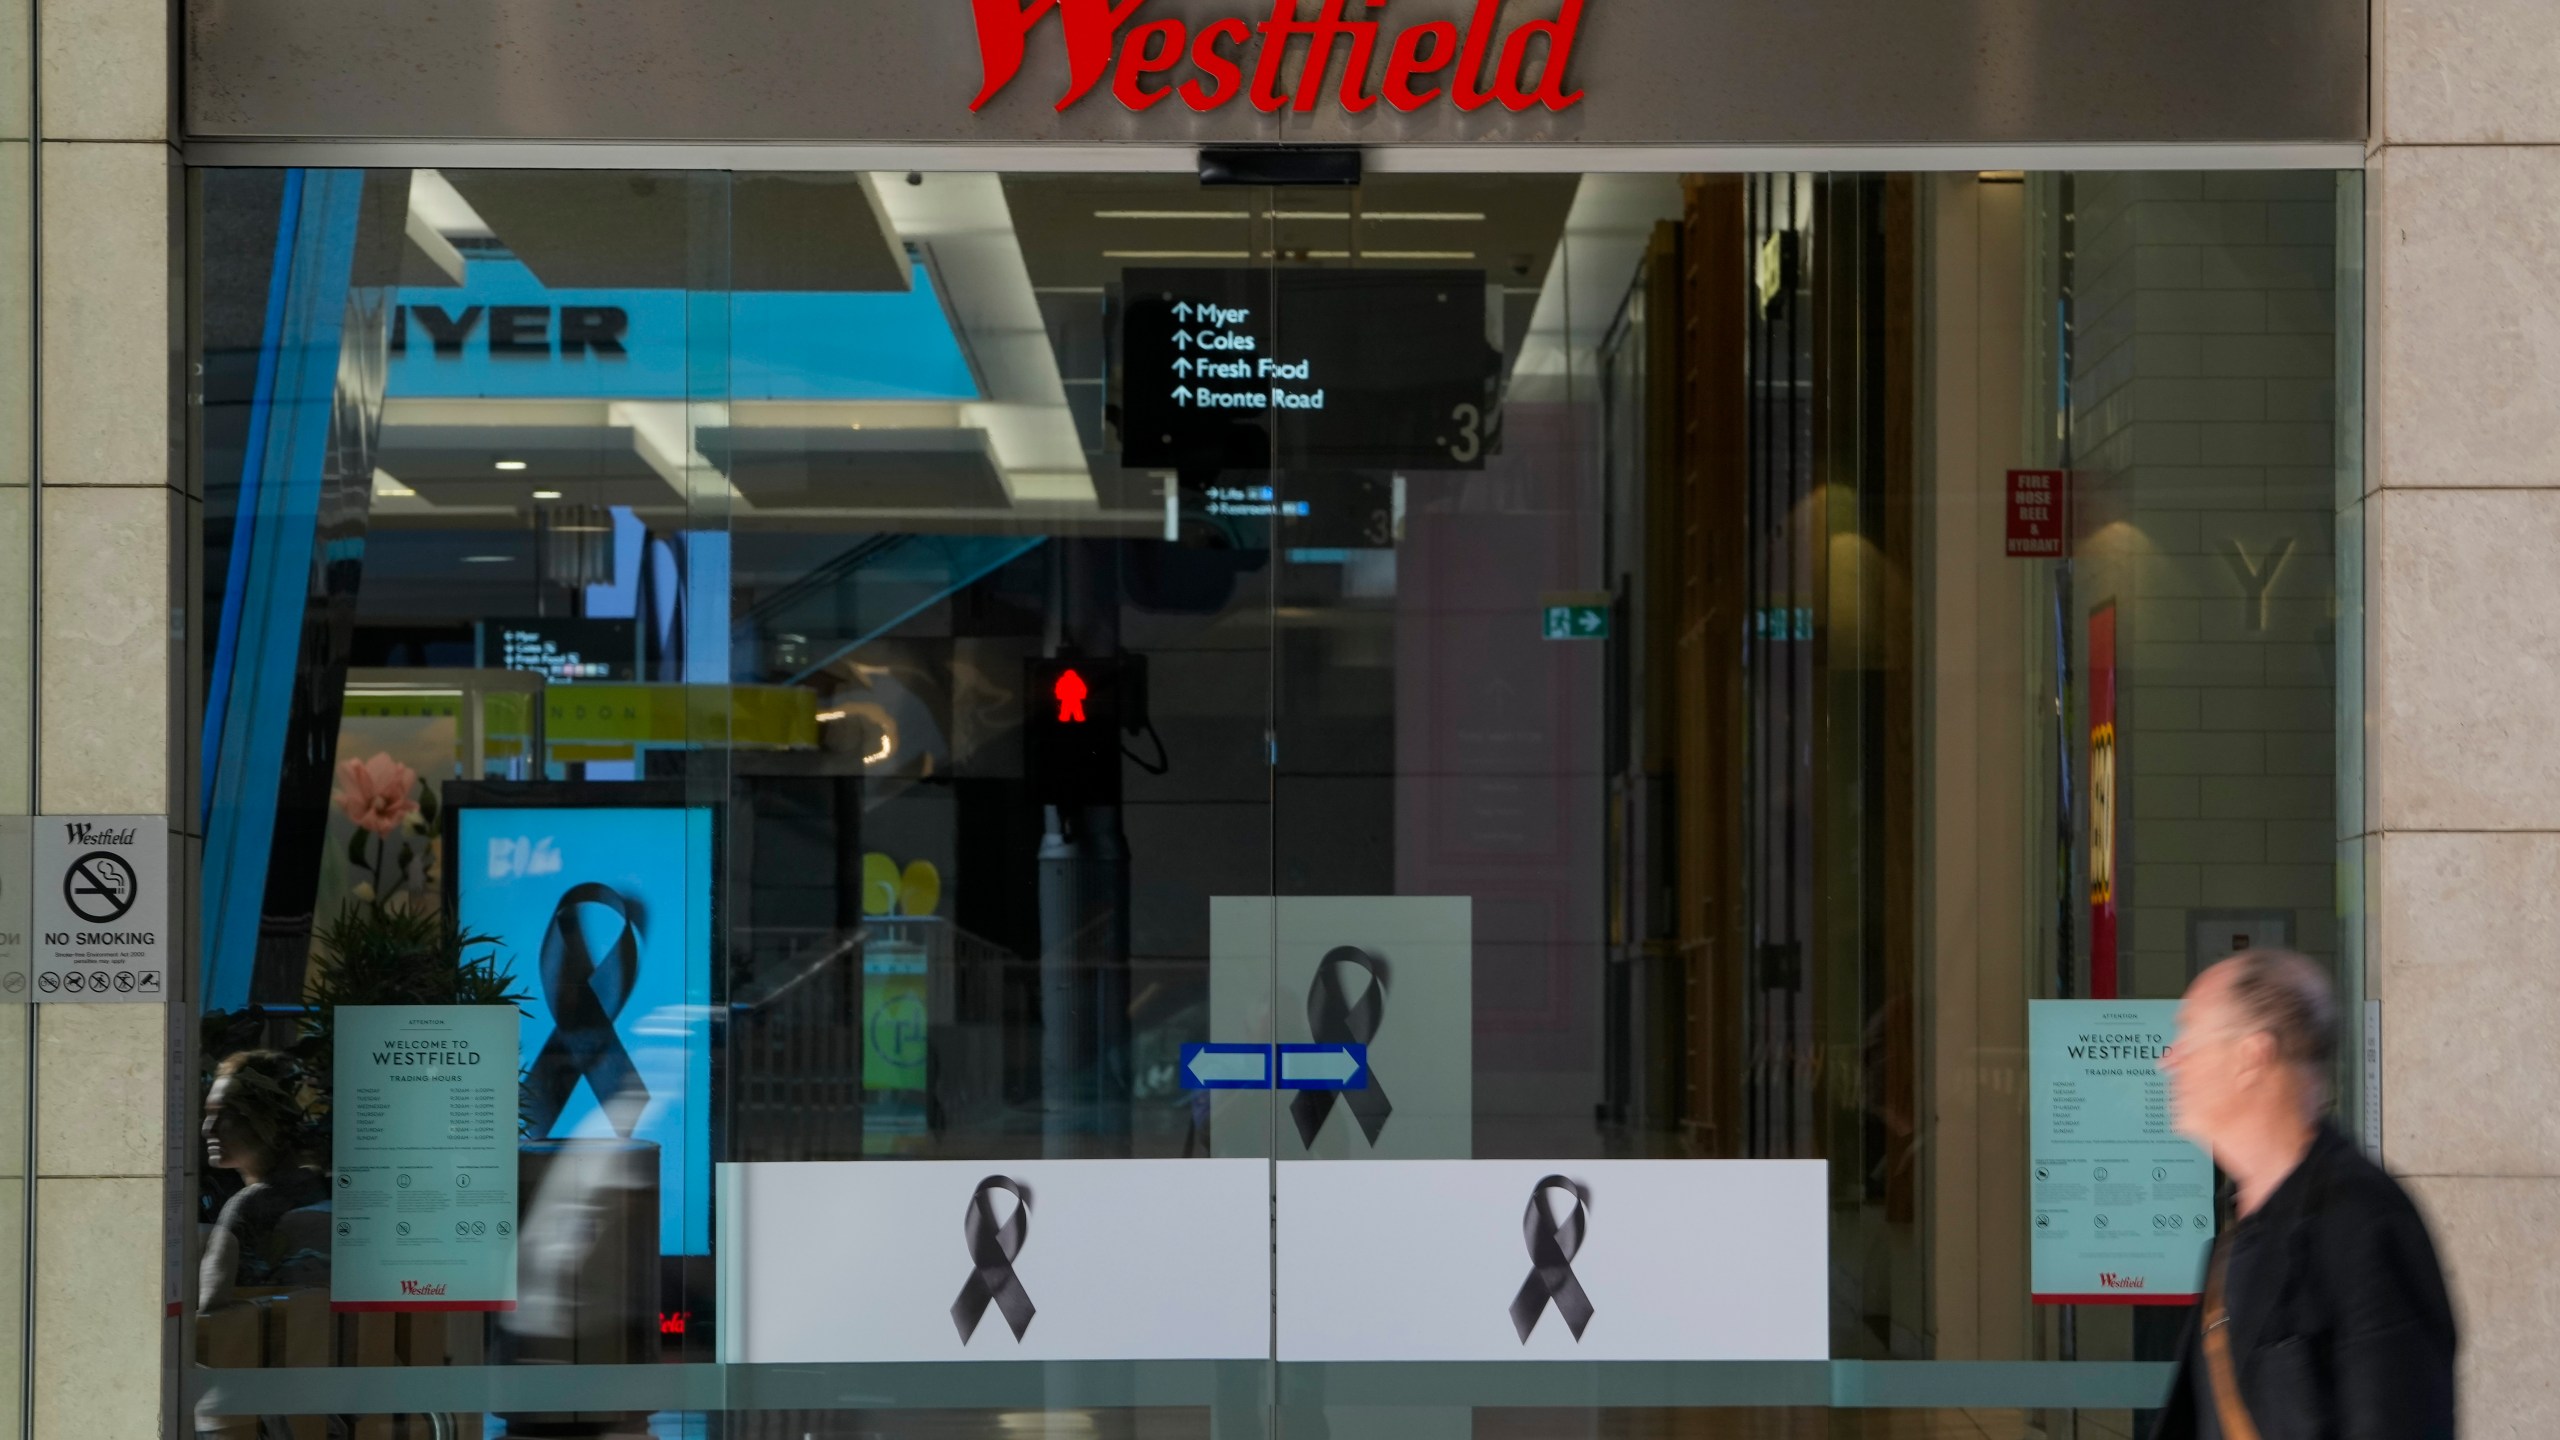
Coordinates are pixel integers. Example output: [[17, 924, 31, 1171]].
[[700, 172, 1286, 1420], [1253, 178, 1843, 1437], [186, 159, 2364, 1440]]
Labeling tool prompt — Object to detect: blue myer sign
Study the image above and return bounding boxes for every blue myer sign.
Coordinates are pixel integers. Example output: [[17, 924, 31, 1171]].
[[387, 256, 983, 404], [395, 301, 632, 360]]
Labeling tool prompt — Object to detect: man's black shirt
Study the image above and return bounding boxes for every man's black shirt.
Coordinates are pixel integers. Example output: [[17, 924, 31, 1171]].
[[2155, 1126, 2456, 1440]]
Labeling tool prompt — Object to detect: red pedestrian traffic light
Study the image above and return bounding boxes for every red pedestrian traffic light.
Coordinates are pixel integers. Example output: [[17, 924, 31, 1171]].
[[1027, 657, 1125, 805]]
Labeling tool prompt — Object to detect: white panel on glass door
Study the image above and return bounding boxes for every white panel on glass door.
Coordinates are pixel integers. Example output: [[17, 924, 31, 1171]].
[[1210, 896, 1473, 1160], [1277, 1160, 1827, 1361], [720, 1159, 1272, 1362]]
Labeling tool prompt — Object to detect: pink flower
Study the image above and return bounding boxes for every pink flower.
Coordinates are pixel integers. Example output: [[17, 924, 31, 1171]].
[[333, 754, 419, 837]]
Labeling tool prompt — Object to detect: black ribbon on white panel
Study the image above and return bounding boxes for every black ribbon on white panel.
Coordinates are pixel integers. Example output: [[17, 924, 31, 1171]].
[[1290, 946, 1393, 1148], [952, 1176, 1037, 1343], [525, 882, 651, 1139], [1510, 1175, 1596, 1344]]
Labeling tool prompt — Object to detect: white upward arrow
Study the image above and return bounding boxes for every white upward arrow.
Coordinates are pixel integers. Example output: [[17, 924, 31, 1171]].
[[1280, 1048, 1364, 1085], [1173, 331, 1192, 350], [1174, 301, 1194, 321], [1173, 386, 1193, 406], [1173, 358, 1193, 377]]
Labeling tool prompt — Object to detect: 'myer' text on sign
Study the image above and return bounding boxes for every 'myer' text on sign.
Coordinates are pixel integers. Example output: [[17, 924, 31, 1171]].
[[970, 0, 1588, 115]]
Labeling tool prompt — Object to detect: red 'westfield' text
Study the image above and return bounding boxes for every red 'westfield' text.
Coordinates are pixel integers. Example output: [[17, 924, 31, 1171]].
[[969, 0, 1588, 115]]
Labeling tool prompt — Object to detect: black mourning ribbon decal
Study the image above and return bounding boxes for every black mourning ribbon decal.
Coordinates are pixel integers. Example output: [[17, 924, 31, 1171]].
[[525, 882, 650, 1140], [952, 1176, 1036, 1343], [1510, 1175, 1596, 1343], [1290, 946, 1393, 1148]]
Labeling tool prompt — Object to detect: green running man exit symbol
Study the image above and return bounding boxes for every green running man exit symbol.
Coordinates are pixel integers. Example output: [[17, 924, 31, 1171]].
[[1543, 604, 1608, 641]]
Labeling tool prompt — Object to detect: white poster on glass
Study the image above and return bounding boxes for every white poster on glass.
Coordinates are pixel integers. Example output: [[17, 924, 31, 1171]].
[[719, 1159, 1272, 1362], [330, 1005, 521, 1312], [1210, 896, 1472, 1159], [2028, 999, 2215, 1303], [1276, 1160, 1827, 1361]]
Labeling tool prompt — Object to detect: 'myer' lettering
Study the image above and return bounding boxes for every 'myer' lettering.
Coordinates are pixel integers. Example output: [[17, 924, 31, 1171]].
[[390, 305, 630, 361], [969, 0, 1587, 115]]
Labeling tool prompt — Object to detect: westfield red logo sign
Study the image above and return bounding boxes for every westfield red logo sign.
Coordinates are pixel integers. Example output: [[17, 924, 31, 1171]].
[[970, 0, 1588, 115]]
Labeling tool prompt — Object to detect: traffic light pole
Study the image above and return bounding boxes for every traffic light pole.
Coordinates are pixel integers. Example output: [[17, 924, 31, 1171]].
[[1039, 539, 1134, 1156]]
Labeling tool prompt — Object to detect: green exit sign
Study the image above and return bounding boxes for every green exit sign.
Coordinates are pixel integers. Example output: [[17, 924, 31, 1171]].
[[1542, 601, 1610, 641]]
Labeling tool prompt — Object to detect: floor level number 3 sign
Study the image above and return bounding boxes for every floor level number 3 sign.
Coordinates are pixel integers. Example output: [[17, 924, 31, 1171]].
[[33, 816, 167, 1004]]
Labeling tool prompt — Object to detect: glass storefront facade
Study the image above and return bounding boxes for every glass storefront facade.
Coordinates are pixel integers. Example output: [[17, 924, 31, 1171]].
[[174, 161, 2367, 1438]]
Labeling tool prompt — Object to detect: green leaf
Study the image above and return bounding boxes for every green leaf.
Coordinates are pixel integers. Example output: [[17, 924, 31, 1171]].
[[345, 826, 371, 869], [415, 784, 440, 825]]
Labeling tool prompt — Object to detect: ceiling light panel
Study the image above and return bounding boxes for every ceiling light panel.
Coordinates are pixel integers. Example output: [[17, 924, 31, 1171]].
[[408, 169, 498, 242]]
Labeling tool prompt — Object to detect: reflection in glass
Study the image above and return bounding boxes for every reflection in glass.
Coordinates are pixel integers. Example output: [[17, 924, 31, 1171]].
[[183, 166, 2360, 1439]]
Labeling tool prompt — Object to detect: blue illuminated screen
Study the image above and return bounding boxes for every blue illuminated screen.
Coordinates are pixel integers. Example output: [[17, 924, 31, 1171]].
[[454, 804, 715, 1256]]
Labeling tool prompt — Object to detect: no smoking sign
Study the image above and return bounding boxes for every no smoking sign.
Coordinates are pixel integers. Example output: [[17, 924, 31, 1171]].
[[66, 852, 137, 922], [33, 815, 167, 1004]]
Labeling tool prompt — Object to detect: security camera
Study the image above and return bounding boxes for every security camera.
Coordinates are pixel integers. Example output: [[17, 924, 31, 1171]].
[[906, 171, 925, 187]]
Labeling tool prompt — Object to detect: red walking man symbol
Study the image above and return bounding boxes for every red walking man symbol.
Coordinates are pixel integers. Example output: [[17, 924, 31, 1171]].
[[1053, 668, 1089, 724]]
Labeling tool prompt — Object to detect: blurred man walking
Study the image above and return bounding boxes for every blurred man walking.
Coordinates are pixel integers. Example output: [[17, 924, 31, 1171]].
[[2154, 949, 2457, 1439]]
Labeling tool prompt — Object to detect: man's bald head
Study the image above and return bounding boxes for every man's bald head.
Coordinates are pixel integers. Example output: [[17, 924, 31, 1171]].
[[2165, 949, 2340, 1147], [2203, 948, 2340, 1101]]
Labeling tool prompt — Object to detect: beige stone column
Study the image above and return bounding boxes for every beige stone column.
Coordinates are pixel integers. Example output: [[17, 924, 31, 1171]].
[[30, 0, 177, 1434], [2371, 2, 2560, 1433]]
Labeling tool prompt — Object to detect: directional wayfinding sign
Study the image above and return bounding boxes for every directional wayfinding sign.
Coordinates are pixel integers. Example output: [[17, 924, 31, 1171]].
[[1543, 593, 1611, 641], [1277, 1044, 1369, 1091], [1121, 268, 1494, 473], [1179, 1042, 1367, 1092], [1181, 1043, 1272, 1091], [1544, 607, 1607, 640], [33, 816, 167, 1003]]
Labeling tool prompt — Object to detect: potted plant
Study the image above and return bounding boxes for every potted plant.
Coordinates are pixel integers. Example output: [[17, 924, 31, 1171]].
[[199, 754, 532, 1165]]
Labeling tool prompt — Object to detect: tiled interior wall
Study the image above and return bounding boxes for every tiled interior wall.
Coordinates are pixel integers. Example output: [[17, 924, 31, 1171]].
[[2068, 172, 2343, 1001]]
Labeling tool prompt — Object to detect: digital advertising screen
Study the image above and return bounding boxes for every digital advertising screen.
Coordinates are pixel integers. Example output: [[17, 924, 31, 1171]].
[[452, 797, 716, 1256]]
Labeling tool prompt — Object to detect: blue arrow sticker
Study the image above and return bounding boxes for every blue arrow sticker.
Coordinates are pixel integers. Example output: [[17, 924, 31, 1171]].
[[1179, 1042, 1273, 1090], [1278, 1043, 1369, 1091]]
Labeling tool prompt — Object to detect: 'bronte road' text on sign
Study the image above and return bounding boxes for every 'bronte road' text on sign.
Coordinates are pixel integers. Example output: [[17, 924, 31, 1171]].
[[1123, 267, 1493, 472], [970, 0, 1588, 115]]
